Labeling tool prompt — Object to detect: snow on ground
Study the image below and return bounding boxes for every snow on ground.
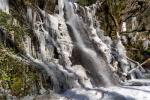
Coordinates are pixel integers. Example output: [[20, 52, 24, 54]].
[[64, 86, 150, 100], [18, 86, 150, 100], [106, 86, 150, 100], [19, 80, 150, 100]]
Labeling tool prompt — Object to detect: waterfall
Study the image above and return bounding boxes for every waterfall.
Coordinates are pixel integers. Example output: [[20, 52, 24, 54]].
[[64, 1, 117, 86], [0, 0, 149, 99], [65, 1, 85, 48], [23, 1, 83, 92], [0, 0, 9, 14], [115, 33, 130, 75], [2, 0, 135, 94]]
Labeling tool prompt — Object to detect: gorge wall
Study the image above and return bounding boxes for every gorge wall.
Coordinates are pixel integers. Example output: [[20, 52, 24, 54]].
[[0, 0, 149, 99]]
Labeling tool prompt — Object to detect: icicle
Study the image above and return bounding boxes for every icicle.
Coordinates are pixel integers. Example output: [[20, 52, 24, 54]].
[[0, 0, 9, 14], [27, 7, 33, 23], [58, 0, 64, 17], [132, 17, 137, 30], [116, 32, 130, 75], [121, 22, 127, 32], [143, 39, 149, 50], [121, 35, 128, 44], [24, 36, 32, 56]]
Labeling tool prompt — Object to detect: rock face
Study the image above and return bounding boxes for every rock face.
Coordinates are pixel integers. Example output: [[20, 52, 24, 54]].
[[0, 0, 150, 99]]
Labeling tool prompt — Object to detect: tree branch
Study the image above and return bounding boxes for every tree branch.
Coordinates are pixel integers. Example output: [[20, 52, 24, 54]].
[[127, 58, 150, 75]]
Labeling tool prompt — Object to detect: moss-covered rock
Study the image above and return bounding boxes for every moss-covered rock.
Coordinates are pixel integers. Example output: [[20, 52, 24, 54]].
[[0, 44, 40, 97], [0, 94, 7, 100], [0, 11, 30, 51], [0, 11, 40, 96]]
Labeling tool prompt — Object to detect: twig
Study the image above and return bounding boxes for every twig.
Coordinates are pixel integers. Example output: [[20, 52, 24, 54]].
[[127, 58, 150, 75]]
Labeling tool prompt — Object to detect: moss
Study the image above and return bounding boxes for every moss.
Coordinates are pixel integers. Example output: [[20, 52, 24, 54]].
[[0, 95, 7, 100], [0, 11, 31, 51], [144, 49, 150, 54], [0, 10, 41, 97], [78, 0, 97, 6], [0, 44, 39, 97], [126, 32, 150, 63]]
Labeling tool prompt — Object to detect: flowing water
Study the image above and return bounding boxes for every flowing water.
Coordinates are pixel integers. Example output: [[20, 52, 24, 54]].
[[64, 1, 117, 86]]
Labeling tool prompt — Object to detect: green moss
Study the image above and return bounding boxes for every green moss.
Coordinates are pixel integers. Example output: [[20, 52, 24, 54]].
[[78, 0, 97, 6], [0, 44, 39, 97], [0, 11, 30, 50], [0, 10, 41, 97], [144, 49, 150, 54], [0, 95, 7, 100], [126, 32, 150, 63]]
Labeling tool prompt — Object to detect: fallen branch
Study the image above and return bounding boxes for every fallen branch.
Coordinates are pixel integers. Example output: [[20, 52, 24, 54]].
[[127, 58, 150, 75]]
